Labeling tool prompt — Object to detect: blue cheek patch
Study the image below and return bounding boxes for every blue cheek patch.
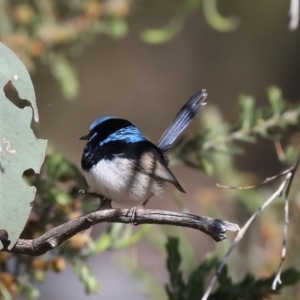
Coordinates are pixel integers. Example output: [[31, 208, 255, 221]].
[[99, 126, 147, 146]]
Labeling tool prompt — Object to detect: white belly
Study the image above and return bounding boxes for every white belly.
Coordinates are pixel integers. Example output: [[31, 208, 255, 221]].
[[84, 157, 163, 207]]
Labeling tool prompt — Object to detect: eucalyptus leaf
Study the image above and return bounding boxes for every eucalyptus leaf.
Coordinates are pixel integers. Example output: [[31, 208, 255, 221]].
[[0, 43, 47, 250]]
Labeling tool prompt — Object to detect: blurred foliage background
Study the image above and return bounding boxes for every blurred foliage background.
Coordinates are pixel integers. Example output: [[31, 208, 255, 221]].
[[1, 0, 300, 299]]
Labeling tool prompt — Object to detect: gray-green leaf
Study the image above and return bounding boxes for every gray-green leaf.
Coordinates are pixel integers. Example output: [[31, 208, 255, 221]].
[[0, 43, 47, 250]]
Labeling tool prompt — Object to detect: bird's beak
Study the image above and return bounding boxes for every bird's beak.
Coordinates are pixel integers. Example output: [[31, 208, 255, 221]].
[[80, 134, 89, 140]]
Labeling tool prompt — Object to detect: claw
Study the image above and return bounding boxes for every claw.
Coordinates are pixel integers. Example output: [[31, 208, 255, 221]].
[[127, 205, 143, 226]]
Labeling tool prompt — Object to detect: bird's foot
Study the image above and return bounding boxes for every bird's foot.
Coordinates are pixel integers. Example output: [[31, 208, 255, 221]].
[[0, 236, 10, 249], [127, 205, 144, 226]]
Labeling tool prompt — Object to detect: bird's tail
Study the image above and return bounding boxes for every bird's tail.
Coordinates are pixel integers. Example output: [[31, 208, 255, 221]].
[[157, 89, 207, 153]]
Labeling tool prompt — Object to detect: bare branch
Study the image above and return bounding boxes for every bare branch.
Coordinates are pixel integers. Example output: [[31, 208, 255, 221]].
[[217, 166, 294, 190], [274, 140, 285, 161], [272, 195, 289, 290], [1, 209, 239, 256], [272, 153, 300, 289], [289, 0, 299, 30], [201, 172, 292, 300]]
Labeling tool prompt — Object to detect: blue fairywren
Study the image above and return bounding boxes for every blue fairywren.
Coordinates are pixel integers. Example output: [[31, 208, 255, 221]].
[[80, 90, 207, 220]]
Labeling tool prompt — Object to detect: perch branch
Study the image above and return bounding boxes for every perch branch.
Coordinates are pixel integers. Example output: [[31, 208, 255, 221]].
[[1, 209, 239, 256]]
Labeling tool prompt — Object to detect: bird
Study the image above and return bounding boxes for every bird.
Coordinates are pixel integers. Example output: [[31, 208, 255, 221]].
[[80, 90, 207, 222]]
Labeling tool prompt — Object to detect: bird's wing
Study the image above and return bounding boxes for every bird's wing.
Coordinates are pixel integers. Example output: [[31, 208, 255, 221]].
[[133, 151, 186, 193]]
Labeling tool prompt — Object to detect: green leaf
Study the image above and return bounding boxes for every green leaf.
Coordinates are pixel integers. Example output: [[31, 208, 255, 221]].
[[141, 0, 201, 44], [89, 233, 112, 254], [51, 188, 70, 206], [239, 94, 256, 130], [0, 282, 12, 300], [49, 53, 79, 99], [220, 143, 245, 155], [121, 255, 168, 300], [34, 269, 45, 282], [203, 0, 239, 32], [141, 20, 183, 44], [267, 86, 285, 116], [44, 151, 85, 184], [198, 157, 214, 175], [186, 255, 219, 300], [72, 259, 100, 294], [105, 18, 128, 39], [18, 283, 40, 300], [0, 43, 47, 250], [284, 145, 299, 163], [243, 268, 300, 298], [234, 134, 257, 143], [165, 237, 185, 300], [280, 268, 300, 285], [114, 224, 152, 249], [217, 264, 232, 286], [18, 282, 40, 300]]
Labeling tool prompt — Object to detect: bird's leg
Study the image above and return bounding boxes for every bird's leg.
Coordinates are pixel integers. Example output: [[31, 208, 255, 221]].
[[98, 198, 112, 210], [79, 190, 112, 210], [79, 189, 103, 198], [128, 196, 152, 225]]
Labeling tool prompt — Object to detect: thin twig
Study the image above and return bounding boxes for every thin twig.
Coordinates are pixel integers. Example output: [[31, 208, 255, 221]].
[[0, 209, 239, 256], [272, 195, 289, 290], [271, 153, 300, 289], [289, 0, 299, 30], [217, 166, 294, 190], [274, 140, 285, 161], [201, 172, 292, 300]]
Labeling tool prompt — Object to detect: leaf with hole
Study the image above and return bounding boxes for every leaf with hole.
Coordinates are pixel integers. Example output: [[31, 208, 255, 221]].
[[0, 43, 47, 250]]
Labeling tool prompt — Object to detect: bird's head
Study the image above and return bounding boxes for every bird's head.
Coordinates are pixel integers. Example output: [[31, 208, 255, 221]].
[[80, 116, 147, 146]]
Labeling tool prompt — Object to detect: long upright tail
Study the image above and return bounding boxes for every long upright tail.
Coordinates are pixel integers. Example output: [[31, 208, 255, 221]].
[[157, 89, 207, 153]]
